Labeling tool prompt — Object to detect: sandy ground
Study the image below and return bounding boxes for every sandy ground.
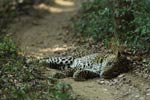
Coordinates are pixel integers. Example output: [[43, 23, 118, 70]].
[[9, 0, 150, 100]]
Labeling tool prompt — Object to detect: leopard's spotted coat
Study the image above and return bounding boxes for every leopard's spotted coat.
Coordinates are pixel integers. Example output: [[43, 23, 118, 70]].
[[40, 52, 129, 81]]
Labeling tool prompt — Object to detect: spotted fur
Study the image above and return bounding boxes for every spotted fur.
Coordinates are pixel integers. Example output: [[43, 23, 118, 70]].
[[40, 56, 75, 70], [41, 52, 129, 81]]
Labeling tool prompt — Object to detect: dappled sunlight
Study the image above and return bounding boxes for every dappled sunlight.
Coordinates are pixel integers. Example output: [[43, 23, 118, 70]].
[[19, 45, 74, 58], [54, 0, 75, 6], [25, 45, 75, 58], [40, 47, 68, 52], [39, 45, 74, 53], [34, 0, 77, 13], [18, 45, 74, 58]]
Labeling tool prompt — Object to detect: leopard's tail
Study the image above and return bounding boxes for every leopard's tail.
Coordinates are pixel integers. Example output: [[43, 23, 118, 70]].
[[39, 56, 75, 69]]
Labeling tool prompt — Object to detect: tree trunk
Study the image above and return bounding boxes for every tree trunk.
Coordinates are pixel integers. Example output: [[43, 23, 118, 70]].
[[113, 0, 134, 40]]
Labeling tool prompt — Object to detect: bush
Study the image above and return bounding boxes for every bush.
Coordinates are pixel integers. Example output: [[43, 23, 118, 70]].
[[0, 0, 36, 33], [0, 0, 17, 32], [74, 0, 150, 52], [74, 0, 113, 40], [0, 36, 17, 57]]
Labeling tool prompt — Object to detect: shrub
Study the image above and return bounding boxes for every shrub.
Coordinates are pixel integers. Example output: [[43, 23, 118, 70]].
[[74, 0, 150, 52]]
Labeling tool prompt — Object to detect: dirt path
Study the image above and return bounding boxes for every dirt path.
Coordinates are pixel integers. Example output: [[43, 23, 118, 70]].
[[9, 0, 150, 100], [10, 0, 85, 57]]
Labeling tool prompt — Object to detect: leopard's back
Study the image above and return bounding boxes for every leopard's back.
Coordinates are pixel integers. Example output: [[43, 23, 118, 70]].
[[70, 53, 103, 74], [69, 52, 128, 80]]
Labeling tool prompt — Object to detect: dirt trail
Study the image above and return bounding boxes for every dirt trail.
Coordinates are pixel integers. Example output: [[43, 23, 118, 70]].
[[9, 0, 150, 100], [10, 0, 84, 57]]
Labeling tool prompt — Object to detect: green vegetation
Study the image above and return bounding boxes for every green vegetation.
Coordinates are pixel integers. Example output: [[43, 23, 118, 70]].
[[1, 0, 150, 99], [0, 0, 75, 99], [0, 36, 75, 100], [0, 0, 16, 33], [74, 0, 150, 52]]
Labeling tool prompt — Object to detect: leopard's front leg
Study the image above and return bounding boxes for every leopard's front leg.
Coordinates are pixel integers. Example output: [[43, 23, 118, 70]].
[[73, 70, 99, 81]]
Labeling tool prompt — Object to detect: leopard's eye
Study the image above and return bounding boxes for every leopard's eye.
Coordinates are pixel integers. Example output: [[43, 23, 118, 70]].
[[107, 61, 113, 65]]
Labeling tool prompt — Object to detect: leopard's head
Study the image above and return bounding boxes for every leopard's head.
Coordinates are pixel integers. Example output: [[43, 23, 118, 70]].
[[100, 52, 130, 79]]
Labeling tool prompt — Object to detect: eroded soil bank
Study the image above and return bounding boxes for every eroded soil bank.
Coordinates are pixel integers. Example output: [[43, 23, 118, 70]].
[[9, 0, 150, 100]]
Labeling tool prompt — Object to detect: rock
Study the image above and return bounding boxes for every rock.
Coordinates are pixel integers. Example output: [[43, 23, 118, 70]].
[[135, 95, 140, 98], [146, 88, 150, 92], [139, 97, 145, 100], [98, 80, 105, 85], [118, 74, 125, 78], [142, 59, 147, 63], [146, 93, 150, 96], [103, 88, 108, 91]]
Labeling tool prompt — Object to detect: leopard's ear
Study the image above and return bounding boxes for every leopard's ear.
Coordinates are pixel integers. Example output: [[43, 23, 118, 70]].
[[116, 51, 121, 58], [116, 50, 126, 59]]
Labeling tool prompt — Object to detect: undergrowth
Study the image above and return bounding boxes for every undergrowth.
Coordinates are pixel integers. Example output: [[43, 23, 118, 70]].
[[0, 36, 75, 100], [0, 0, 76, 99], [74, 0, 150, 52]]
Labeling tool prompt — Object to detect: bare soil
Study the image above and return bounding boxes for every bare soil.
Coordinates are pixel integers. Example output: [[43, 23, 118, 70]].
[[9, 0, 150, 100]]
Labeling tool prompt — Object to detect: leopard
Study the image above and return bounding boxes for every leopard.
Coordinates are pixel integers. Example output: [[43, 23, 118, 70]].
[[40, 52, 130, 81]]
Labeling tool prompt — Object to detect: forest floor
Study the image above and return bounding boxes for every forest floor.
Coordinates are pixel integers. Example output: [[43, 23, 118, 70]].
[[9, 0, 150, 100]]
